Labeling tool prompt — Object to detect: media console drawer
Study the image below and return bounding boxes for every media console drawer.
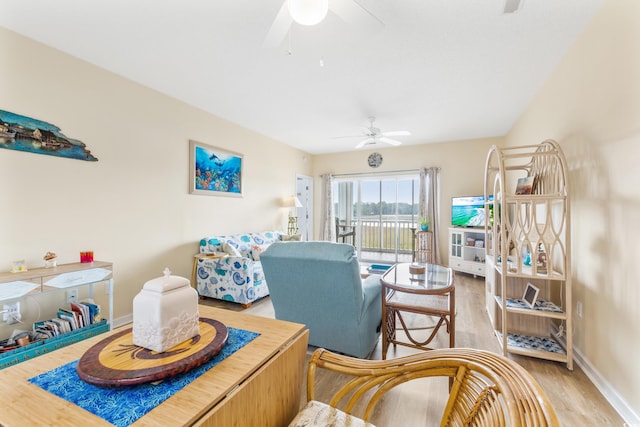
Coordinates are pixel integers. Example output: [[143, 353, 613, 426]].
[[450, 259, 485, 277]]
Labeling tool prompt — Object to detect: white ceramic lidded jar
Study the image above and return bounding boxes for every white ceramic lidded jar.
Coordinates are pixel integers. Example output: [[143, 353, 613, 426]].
[[132, 268, 200, 353]]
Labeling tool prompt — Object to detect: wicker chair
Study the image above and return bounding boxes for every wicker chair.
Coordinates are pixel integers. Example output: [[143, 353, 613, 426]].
[[289, 347, 560, 427]]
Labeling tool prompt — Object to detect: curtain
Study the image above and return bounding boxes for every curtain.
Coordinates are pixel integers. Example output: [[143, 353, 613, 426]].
[[320, 174, 335, 241], [419, 167, 442, 264]]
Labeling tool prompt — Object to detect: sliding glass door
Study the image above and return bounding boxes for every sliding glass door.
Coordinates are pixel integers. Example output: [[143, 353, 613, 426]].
[[333, 173, 419, 263]]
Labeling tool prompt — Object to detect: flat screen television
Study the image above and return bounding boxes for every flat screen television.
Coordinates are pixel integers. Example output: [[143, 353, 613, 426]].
[[451, 195, 493, 227]]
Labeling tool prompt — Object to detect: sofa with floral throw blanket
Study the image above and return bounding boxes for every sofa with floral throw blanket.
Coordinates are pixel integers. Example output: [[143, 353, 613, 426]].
[[195, 231, 283, 307]]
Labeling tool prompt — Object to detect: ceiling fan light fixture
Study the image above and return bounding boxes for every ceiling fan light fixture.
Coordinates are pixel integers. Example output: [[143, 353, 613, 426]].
[[287, 0, 328, 26], [503, 0, 524, 14]]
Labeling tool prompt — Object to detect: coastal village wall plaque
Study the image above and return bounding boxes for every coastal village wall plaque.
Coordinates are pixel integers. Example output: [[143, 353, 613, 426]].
[[0, 109, 97, 161]]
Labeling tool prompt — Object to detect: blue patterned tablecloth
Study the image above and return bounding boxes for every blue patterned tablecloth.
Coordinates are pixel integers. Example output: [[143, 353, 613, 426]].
[[28, 327, 259, 427]]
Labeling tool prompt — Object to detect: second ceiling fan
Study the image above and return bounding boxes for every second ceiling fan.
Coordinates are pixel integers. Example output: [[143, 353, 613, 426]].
[[335, 117, 411, 149]]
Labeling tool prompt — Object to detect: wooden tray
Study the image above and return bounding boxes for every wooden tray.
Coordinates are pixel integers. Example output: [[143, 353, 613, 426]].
[[76, 317, 228, 387]]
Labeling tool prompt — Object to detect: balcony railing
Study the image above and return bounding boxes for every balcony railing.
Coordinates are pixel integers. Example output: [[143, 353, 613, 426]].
[[341, 218, 417, 254]]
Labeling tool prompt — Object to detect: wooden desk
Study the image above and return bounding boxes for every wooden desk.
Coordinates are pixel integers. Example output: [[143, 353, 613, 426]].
[[381, 262, 454, 359], [0, 305, 309, 427]]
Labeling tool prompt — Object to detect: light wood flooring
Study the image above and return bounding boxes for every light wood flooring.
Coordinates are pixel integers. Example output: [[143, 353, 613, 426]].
[[199, 274, 624, 426]]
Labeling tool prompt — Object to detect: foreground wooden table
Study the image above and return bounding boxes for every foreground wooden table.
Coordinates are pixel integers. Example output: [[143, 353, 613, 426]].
[[0, 305, 309, 427]]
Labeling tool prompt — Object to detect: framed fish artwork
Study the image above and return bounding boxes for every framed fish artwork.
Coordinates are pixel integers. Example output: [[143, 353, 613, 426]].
[[189, 140, 243, 197]]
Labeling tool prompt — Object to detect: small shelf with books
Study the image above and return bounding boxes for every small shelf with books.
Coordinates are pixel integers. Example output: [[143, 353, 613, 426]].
[[34, 299, 105, 338], [0, 261, 113, 369], [1, 320, 109, 370]]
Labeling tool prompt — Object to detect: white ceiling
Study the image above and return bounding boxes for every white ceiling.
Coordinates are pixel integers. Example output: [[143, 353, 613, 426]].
[[0, 0, 603, 154]]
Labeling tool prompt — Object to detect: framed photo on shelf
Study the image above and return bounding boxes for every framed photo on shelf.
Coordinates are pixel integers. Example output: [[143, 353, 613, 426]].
[[522, 282, 540, 308], [10, 259, 27, 273], [515, 176, 535, 195], [189, 140, 243, 197]]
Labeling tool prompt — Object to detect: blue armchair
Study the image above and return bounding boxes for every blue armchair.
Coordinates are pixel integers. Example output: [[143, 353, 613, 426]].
[[260, 241, 382, 358]]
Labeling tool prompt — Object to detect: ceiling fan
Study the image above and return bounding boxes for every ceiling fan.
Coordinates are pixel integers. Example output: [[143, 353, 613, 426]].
[[264, 0, 383, 48], [334, 117, 411, 149]]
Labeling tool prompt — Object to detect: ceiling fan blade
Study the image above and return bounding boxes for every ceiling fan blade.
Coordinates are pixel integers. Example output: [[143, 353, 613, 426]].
[[379, 137, 402, 146], [331, 0, 384, 31], [263, 1, 293, 48], [332, 126, 370, 138], [503, 0, 523, 14], [331, 134, 365, 139], [355, 138, 375, 149], [382, 130, 411, 137]]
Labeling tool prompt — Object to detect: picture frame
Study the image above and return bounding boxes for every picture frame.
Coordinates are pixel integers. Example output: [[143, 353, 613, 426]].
[[522, 282, 540, 308], [189, 140, 243, 197], [11, 259, 28, 273], [515, 176, 535, 195], [0, 109, 98, 162]]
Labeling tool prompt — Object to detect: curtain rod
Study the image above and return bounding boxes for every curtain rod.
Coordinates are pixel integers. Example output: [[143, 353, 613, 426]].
[[330, 168, 423, 178]]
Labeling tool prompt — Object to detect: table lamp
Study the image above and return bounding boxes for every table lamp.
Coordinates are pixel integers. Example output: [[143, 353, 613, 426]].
[[283, 196, 303, 235]]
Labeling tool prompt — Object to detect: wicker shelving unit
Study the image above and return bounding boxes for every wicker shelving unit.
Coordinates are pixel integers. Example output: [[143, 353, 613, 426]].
[[484, 140, 573, 369], [414, 230, 434, 264]]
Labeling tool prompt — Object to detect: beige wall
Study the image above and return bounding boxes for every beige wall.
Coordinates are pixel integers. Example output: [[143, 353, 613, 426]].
[[2, 0, 638, 419], [506, 0, 640, 419], [312, 137, 500, 262], [0, 28, 311, 324]]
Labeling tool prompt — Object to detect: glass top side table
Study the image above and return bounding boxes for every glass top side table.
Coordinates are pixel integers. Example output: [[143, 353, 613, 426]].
[[380, 262, 455, 359]]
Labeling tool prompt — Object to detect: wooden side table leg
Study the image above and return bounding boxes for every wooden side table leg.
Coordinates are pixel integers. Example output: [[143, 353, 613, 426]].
[[449, 288, 455, 348], [382, 307, 396, 360], [191, 257, 199, 292], [382, 297, 388, 360]]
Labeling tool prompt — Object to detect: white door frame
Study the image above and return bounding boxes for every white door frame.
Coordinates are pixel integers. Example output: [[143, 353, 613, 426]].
[[296, 174, 313, 241]]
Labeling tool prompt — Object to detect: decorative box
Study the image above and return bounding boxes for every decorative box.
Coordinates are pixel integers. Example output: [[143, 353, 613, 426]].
[[409, 264, 426, 275], [133, 268, 200, 353]]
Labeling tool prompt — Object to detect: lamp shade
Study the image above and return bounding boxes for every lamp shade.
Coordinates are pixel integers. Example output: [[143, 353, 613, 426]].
[[283, 196, 303, 208], [287, 0, 328, 26]]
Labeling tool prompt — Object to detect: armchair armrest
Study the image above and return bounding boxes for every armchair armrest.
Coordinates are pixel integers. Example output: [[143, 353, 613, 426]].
[[199, 256, 253, 286], [361, 274, 382, 311], [202, 255, 251, 270], [303, 347, 560, 426]]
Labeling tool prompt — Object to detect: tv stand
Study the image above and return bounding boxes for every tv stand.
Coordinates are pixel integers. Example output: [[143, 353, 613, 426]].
[[448, 227, 485, 277]]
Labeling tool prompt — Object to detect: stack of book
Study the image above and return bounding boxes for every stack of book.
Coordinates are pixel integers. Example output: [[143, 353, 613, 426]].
[[34, 300, 101, 338]]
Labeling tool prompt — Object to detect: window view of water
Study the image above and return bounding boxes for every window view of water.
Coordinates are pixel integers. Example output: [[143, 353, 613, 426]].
[[333, 175, 421, 263]]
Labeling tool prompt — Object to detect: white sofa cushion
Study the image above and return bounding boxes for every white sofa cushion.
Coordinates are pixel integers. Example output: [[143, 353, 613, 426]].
[[222, 242, 241, 257], [288, 401, 376, 427]]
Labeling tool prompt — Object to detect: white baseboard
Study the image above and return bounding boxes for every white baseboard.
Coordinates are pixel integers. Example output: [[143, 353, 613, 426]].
[[552, 325, 640, 425], [113, 314, 132, 329], [572, 345, 640, 426]]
